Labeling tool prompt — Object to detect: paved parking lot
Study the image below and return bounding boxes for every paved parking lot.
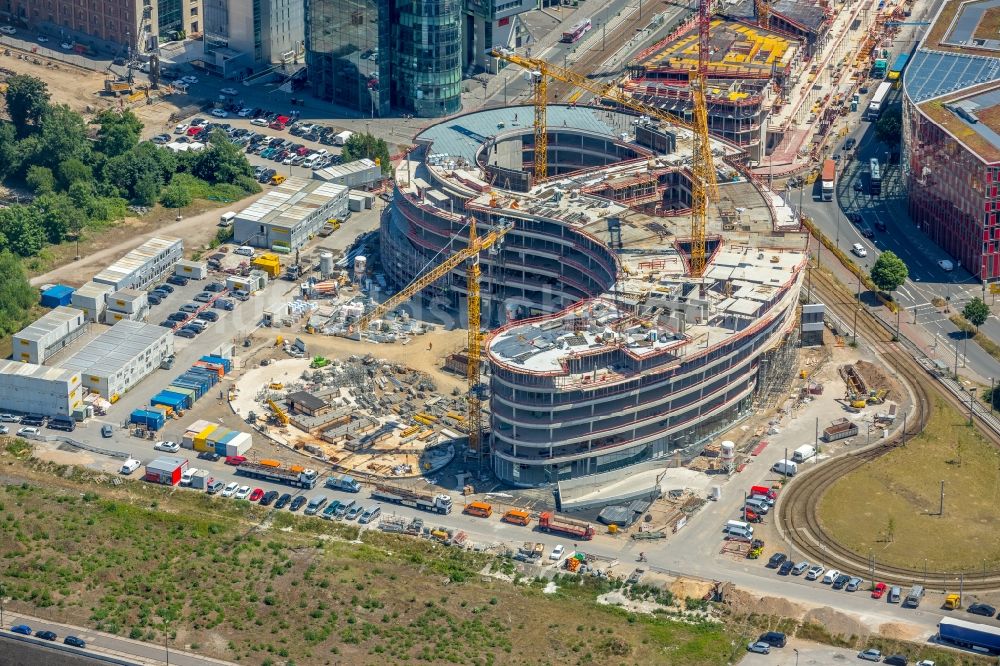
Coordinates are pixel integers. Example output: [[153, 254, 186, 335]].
[[740, 640, 856, 664]]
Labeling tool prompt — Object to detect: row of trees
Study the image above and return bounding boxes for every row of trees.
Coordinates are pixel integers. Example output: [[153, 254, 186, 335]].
[[0, 74, 259, 259], [342, 132, 392, 175]]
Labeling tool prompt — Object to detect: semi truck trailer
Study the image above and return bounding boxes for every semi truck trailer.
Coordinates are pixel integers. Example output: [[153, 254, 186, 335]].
[[371, 483, 453, 514]]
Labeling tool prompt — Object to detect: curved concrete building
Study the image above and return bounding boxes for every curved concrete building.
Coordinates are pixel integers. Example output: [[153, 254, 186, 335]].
[[381, 104, 807, 486]]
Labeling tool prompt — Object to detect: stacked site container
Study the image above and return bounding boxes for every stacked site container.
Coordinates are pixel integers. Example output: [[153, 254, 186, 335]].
[[40, 285, 75, 308], [181, 419, 215, 449], [192, 424, 219, 452], [166, 385, 197, 407], [200, 355, 232, 373], [130, 408, 166, 431]]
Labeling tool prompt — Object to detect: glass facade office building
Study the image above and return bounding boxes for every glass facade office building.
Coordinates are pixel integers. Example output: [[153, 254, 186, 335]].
[[305, 0, 391, 117], [391, 0, 463, 117], [305, 0, 462, 117]]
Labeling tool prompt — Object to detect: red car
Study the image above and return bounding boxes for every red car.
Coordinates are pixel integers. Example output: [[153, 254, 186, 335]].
[[249, 487, 264, 502], [187, 126, 204, 137], [871, 582, 887, 599], [224, 455, 247, 466]]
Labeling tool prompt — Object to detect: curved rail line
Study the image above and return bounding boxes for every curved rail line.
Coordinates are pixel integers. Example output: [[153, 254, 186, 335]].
[[777, 265, 1000, 590]]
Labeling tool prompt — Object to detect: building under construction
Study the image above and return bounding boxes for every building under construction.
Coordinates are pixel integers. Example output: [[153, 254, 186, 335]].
[[380, 104, 808, 486], [626, 17, 801, 162]]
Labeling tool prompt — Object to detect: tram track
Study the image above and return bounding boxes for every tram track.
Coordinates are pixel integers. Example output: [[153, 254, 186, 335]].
[[778, 265, 1000, 590]]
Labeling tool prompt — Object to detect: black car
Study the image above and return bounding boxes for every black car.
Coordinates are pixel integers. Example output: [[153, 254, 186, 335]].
[[289, 495, 307, 512], [274, 493, 293, 509], [197, 451, 220, 462], [844, 138, 856, 151], [846, 212, 862, 225], [147, 293, 162, 306], [21, 415, 45, 427], [260, 490, 280, 506], [159, 321, 176, 328], [175, 329, 196, 339], [883, 655, 908, 666], [757, 631, 786, 648], [214, 299, 235, 311], [778, 560, 794, 576], [64, 636, 86, 648], [167, 312, 188, 322], [166, 275, 189, 287], [155, 283, 174, 293], [874, 219, 887, 232], [766, 553, 787, 569], [197, 310, 220, 322], [832, 573, 851, 590], [35, 630, 57, 641], [859, 224, 875, 239], [179, 325, 202, 336], [205, 282, 226, 293], [968, 603, 997, 617]]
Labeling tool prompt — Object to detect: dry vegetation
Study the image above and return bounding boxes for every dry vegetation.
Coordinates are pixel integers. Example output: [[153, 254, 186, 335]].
[[0, 444, 735, 666]]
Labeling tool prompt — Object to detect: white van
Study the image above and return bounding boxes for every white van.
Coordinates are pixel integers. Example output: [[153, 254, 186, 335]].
[[302, 154, 319, 169], [724, 525, 753, 539], [180, 467, 200, 486], [822, 569, 841, 584], [120, 458, 141, 475], [358, 505, 381, 524], [219, 211, 236, 227], [725, 520, 751, 532], [744, 497, 769, 513]]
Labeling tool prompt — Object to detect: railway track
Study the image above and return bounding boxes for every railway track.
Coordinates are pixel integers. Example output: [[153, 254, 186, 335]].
[[777, 264, 1000, 590]]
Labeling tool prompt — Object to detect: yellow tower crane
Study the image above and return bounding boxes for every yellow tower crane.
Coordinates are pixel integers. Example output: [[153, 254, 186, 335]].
[[346, 218, 513, 461], [756, 0, 770, 29], [491, 43, 719, 276]]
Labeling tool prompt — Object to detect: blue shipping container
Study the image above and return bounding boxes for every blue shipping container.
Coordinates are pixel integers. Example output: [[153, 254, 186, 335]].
[[130, 408, 166, 431], [200, 355, 232, 373], [40, 284, 74, 308], [186, 367, 220, 386], [151, 390, 189, 410], [214, 441, 229, 457], [170, 380, 207, 400]]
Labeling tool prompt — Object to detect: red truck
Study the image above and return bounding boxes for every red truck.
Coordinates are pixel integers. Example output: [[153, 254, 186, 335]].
[[538, 512, 596, 540], [750, 485, 777, 500]]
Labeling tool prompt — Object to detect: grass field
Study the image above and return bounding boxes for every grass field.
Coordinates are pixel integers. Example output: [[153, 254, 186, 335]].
[[0, 447, 736, 666], [819, 392, 1000, 570]]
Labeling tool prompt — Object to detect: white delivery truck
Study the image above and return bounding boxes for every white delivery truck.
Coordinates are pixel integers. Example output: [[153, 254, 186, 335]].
[[772, 459, 798, 476], [219, 211, 237, 227], [792, 445, 816, 463]]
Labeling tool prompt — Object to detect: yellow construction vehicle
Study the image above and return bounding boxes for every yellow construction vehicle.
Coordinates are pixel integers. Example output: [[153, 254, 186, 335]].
[[267, 398, 289, 425], [344, 217, 513, 461]]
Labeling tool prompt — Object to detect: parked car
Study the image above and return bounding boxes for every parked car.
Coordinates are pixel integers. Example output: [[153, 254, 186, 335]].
[[884, 655, 909, 666], [152, 133, 171, 144], [549, 544, 565, 561], [251, 118, 269, 126], [968, 603, 997, 617], [225, 455, 247, 466], [179, 302, 200, 313], [233, 485, 252, 500], [214, 299, 235, 311], [10, 624, 31, 635], [0, 414, 20, 423], [778, 560, 795, 576], [791, 561, 809, 575], [766, 553, 787, 569], [221, 482, 239, 497], [274, 493, 292, 509], [846, 577, 864, 592], [851, 243, 867, 258], [193, 291, 214, 303], [64, 636, 86, 648], [120, 458, 141, 475], [260, 490, 279, 505], [871, 582, 887, 599], [147, 293, 162, 306], [289, 495, 307, 512], [758, 632, 786, 647], [206, 480, 225, 494], [35, 630, 57, 641], [175, 329, 196, 339], [198, 451, 221, 462], [16, 426, 39, 437], [858, 648, 882, 662], [101, 424, 113, 438], [805, 565, 824, 581], [154, 440, 180, 453], [746, 641, 770, 654], [211, 108, 228, 118], [166, 275, 189, 287], [167, 312, 188, 322]]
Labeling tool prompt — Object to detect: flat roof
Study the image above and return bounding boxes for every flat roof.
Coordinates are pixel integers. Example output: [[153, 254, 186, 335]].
[[919, 80, 1000, 163], [0, 359, 79, 383], [15, 306, 84, 342], [236, 177, 347, 229], [59, 320, 170, 378], [93, 237, 182, 286], [925, 0, 1000, 56]]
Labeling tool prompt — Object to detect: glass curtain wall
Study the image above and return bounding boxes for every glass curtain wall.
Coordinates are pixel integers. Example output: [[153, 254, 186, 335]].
[[392, 0, 462, 117]]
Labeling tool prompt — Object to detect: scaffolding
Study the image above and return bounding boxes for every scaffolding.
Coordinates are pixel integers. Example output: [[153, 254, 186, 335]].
[[754, 327, 800, 409]]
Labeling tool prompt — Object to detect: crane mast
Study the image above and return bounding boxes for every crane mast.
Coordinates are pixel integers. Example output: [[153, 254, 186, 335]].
[[689, 0, 718, 277]]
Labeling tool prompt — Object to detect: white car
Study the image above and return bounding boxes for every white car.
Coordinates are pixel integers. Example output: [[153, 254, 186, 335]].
[[851, 243, 867, 258], [221, 482, 239, 497], [182, 75, 199, 84], [174, 123, 189, 134], [234, 246, 255, 257], [0, 26, 16, 35], [938, 259, 954, 271], [60, 42, 74, 50], [858, 648, 882, 662], [220, 87, 239, 96], [16, 427, 39, 437], [549, 544, 565, 561], [153, 440, 180, 453], [282, 155, 295, 165], [233, 485, 252, 500], [211, 109, 229, 118], [238, 107, 254, 117], [0, 414, 20, 423], [119, 458, 141, 475], [251, 118, 269, 127], [805, 564, 824, 580], [37, 35, 49, 43], [0, 426, 7, 435]]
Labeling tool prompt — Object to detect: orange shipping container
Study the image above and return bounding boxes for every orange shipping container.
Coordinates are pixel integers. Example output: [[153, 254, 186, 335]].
[[192, 361, 225, 378], [259, 459, 281, 468]]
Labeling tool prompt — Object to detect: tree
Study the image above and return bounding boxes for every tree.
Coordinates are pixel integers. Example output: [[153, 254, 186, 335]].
[[0, 250, 36, 335], [870, 251, 908, 295], [191, 131, 254, 184], [32, 104, 90, 169], [57, 157, 93, 190], [342, 132, 392, 175], [875, 108, 902, 144], [3, 74, 50, 137], [159, 181, 193, 208], [963, 296, 990, 330], [0, 123, 19, 179], [94, 109, 143, 157], [0, 205, 46, 256], [25, 165, 55, 194], [33, 192, 86, 244]]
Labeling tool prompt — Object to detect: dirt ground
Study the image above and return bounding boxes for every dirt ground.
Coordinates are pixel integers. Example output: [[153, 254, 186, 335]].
[[853, 359, 902, 403], [0, 49, 115, 116]]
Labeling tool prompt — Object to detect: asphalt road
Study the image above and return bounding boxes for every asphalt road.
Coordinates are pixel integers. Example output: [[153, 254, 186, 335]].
[[799, 85, 1000, 380]]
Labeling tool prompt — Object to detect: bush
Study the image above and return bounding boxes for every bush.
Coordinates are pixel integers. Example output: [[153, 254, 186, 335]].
[[160, 182, 193, 208]]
